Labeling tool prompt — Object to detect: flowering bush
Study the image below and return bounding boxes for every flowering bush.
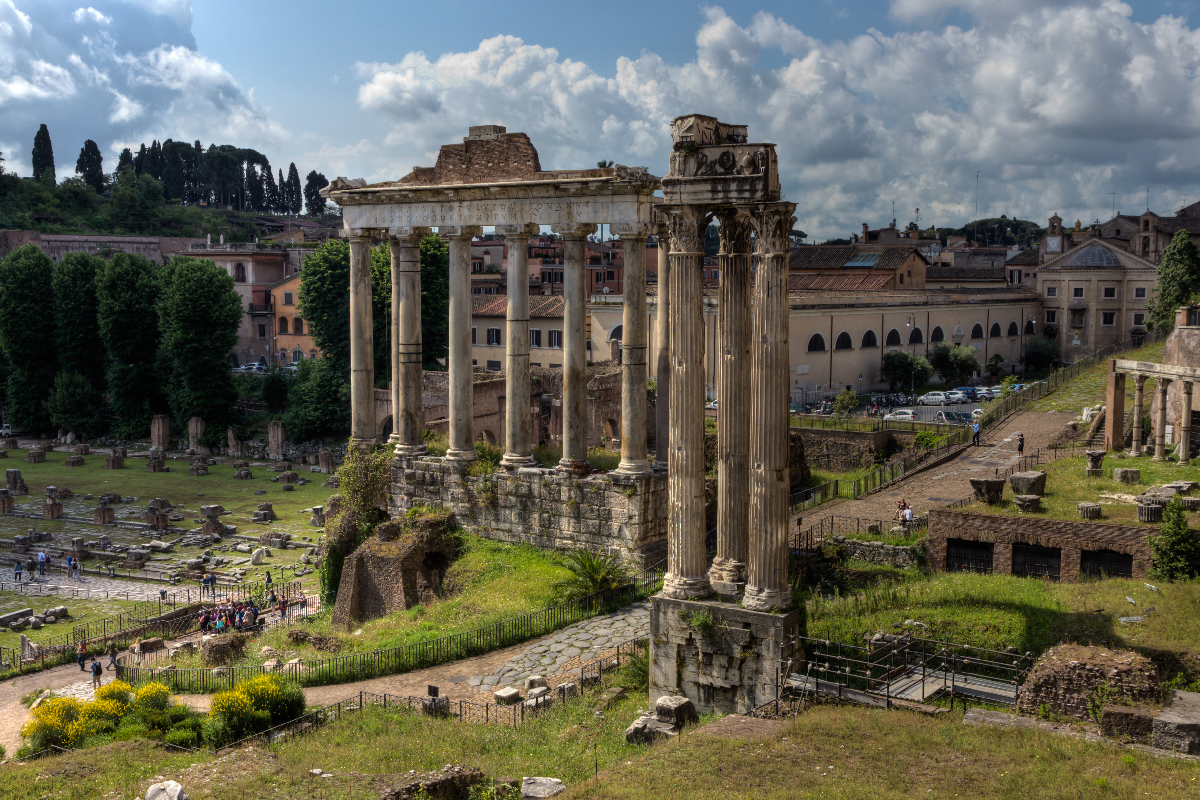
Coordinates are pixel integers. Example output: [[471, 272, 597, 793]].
[[134, 682, 172, 711], [240, 674, 306, 726], [94, 680, 133, 710], [21, 696, 83, 750]]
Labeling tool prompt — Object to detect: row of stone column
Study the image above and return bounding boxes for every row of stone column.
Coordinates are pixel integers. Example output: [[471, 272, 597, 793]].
[[659, 202, 797, 612], [347, 223, 654, 477], [1130, 375, 1193, 466]]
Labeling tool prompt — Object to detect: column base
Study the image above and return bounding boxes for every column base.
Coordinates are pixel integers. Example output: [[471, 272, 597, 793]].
[[662, 573, 713, 600], [393, 444, 429, 457], [557, 458, 591, 475], [614, 459, 652, 477], [707, 557, 746, 597], [349, 436, 376, 452], [742, 584, 791, 612], [500, 453, 537, 469], [445, 448, 477, 462]]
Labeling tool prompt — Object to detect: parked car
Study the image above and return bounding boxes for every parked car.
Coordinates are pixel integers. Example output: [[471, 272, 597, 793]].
[[952, 387, 977, 401], [0, 424, 11, 436], [935, 410, 973, 425], [918, 392, 947, 406], [815, 401, 834, 415], [944, 391, 968, 404], [973, 387, 993, 401], [284, 364, 300, 375], [971, 408, 985, 418], [704, 399, 718, 409], [883, 409, 916, 422]]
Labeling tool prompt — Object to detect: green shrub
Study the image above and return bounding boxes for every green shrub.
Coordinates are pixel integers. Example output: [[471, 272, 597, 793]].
[[913, 431, 943, 450], [164, 727, 199, 749], [1149, 498, 1199, 581], [240, 674, 306, 726], [552, 550, 629, 601]]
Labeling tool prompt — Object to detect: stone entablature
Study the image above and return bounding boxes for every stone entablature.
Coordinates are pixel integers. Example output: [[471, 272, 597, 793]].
[[388, 456, 666, 564], [927, 509, 1151, 583]]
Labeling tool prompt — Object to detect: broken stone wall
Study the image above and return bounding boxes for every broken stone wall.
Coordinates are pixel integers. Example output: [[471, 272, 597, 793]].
[[389, 456, 666, 565], [1017, 645, 1159, 720]]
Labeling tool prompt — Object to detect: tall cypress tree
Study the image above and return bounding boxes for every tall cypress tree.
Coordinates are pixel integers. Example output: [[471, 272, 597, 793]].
[[75, 139, 105, 192], [286, 163, 302, 215], [0, 245, 58, 430], [278, 168, 287, 214], [96, 253, 163, 437], [31, 124, 55, 183], [304, 170, 329, 216], [263, 162, 278, 213], [147, 140, 164, 179], [117, 147, 134, 174], [246, 162, 262, 211], [133, 143, 148, 175]]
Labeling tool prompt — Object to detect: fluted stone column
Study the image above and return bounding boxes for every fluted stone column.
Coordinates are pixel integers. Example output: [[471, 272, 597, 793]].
[[389, 228, 429, 456], [1131, 375, 1146, 456], [744, 203, 797, 612], [662, 206, 711, 600], [654, 223, 671, 469], [348, 231, 376, 450], [1154, 379, 1171, 462], [1182, 381, 1193, 466], [445, 227, 482, 461], [499, 224, 538, 469], [553, 224, 596, 473], [614, 224, 651, 475], [709, 210, 753, 595]]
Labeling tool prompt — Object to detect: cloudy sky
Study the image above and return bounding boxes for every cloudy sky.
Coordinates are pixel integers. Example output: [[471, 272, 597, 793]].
[[2, 0, 1200, 238]]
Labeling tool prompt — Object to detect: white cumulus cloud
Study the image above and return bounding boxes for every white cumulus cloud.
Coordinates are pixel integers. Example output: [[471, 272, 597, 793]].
[[354, 4, 1200, 238], [73, 7, 111, 24]]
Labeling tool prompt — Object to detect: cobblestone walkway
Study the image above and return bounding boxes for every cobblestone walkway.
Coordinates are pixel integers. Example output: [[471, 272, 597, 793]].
[[466, 601, 650, 691], [45, 675, 118, 703], [0, 575, 180, 602]]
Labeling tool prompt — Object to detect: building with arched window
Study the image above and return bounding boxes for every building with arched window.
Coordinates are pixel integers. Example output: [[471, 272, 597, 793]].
[[269, 273, 322, 365]]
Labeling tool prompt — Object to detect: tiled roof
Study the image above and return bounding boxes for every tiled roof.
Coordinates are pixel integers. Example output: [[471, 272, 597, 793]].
[[1005, 250, 1041, 265], [472, 294, 564, 318], [787, 273, 893, 291], [926, 266, 1006, 281], [789, 245, 918, 272], [1043, 238, 1156, 271]]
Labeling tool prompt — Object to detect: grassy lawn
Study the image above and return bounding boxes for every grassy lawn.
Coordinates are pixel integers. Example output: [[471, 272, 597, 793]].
[[1031, 340, 1166, 413], [562, 704, 1200, 800], [0, 590, 150, 652], [967, 455, 1200, 526], [806, 570, 1200, 660], [230, 534, 572, 662]]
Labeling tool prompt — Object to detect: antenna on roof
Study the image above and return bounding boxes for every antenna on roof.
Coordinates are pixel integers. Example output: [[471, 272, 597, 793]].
[[1107, 192, 1115, 220]]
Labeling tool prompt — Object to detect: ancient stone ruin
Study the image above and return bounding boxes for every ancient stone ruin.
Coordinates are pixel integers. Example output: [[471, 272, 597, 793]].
[[5, 469, 27, 495], [41, 487, 63, 520]]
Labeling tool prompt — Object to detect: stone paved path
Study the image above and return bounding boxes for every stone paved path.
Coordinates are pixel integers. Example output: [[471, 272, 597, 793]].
[[794, 410, 1076, 528], [467, 601, 650, 691], [0, 575, 183, 602]]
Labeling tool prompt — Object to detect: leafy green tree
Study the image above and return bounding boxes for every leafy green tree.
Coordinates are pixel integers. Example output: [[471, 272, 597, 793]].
[[928, 342, 980, 385], [158, 256, 243, 426], [284, 358, 350, 441], [420, 234, 450, 368], [1148, 229, 1200, 334], [832, 386, 859, 418], [1149, 498, 1198, 581], [133, 143, 148, 175], [1024, 336, 1058, 372], [31, 124, 55, 184], [303, 170, 328, 216], [880, 350, 933, 391], [74, 139, 105, 192], [261, 368, 291, 411], [986, 353, 1005, 380], [52, 252, 107, 388], [0, 148, 5, 174], [46, 371, 104, 438], [552, 550, 629, 601], [0, 245, 58, 431], [116, 147, 133, 174], [96, 252, 163, 437]]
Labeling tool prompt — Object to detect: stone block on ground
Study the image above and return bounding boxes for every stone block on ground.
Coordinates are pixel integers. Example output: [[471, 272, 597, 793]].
[[1008, 471, 1047, 496], [134, 637, 165, 654], [1112, 468, 1141, 485], [1137, 503, 1164, 523], [64, 455, 84, 467], [521, 777, 565, 798], [655, 694, 699, 727], [1152, 690, 1200, 754], [1100, 705, 1154, 742], [145, 780, 189, 800], [1077, 502, 1102, 520], [494, 686, 521, 705], [969, 478, 1005, 505], [1013, 495, 1041, 513], [25, 450, 45, 463], [524, 675, 548, 690]]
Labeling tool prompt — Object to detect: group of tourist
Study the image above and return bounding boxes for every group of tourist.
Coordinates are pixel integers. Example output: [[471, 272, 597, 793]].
[[12, 550, 48, 582], [895, 498, 916, 524], [200, 601, 262, 634]]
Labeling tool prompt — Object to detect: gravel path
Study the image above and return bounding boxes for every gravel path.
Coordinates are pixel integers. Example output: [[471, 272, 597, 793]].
[[795, 410, 1076, 526]]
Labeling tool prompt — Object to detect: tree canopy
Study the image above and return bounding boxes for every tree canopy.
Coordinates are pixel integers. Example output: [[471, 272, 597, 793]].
[[31, 124, 55, 184], [880, 350, 933, 391], [1148, 229, 1200, 334], [75, 140, 105, 192], [928, 342, 980, 385], [96, 252, 164, 437], [0, 245, 58, 430]]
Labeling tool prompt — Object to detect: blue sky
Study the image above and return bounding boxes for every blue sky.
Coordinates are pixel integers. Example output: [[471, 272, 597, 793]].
[[4, 0, 1200, 238]]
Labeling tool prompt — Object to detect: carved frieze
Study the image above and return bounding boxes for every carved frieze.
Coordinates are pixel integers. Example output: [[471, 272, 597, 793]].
[[342, 196, 649, 231], [669, 145, 770, 180]]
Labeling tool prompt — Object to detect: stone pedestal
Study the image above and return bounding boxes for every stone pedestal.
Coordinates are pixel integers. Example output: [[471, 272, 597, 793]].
[[147, 513, 169, 530], [73, 444, 89, 456], [1085, 449, 1105, 478], [93, 504, 115, 525], [0, 489, 13, 514], [6, 469, 27, 495], [0, 450, 7, 459], [150, 414, 170, 452], [65, 456, 84, 467], [1113, 468, 1141, 485], [969, 478, 1005, 504], [648, 596, 799, 714], [104, 456, 124, 469], [1137, 503, 1163, 523], [1077, 502, 1102, 520], [1008, 471, 1046, 496], [42, 502, 63, 520], [1013, 495, 1041, 513], [1, 438, 16, 450], [146, 459, 165, 473], [26, 450, 45, 464]]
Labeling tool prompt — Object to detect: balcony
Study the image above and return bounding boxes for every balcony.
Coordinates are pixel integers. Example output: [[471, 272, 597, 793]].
[[247, 302, 274, 314]]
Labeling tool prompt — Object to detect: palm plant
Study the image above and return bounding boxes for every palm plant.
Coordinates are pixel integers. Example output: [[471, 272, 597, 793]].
[[554, 550, 630, 601]]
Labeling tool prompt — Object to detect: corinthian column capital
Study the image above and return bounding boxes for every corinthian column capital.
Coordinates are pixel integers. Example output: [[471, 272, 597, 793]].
[[715, 209, 753, 254], [751, 203, 797, 254], [662, 205, 709, 254]]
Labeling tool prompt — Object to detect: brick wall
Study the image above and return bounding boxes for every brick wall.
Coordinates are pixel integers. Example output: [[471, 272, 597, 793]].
[[400, 133, 543, 186], [927, 509, 1151, 583], [389, 456, 667, 564]]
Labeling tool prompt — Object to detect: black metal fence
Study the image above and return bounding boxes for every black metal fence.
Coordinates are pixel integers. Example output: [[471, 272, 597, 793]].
[[791, 514, 929, 552], [119, 565, 664, 694]]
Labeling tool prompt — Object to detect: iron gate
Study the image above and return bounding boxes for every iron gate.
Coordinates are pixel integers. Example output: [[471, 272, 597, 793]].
[[946, 539, 994, 574], [1080, 549, 1133, 579], [1012, 543, 1061, 581]]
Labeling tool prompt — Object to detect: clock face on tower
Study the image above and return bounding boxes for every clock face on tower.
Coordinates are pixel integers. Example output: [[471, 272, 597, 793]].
[[1046, 236, 1061, 253]]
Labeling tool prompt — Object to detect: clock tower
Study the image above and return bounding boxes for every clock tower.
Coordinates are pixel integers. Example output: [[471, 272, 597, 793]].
[[1043, 213, 1063, 256]]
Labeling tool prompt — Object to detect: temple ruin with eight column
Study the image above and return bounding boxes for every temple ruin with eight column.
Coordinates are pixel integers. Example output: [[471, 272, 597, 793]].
[[325, 117, 800, 713]]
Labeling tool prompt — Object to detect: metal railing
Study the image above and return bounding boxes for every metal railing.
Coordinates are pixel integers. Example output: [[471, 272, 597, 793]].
[[791, 514, 929, 552], [118, 563, 664, 693]]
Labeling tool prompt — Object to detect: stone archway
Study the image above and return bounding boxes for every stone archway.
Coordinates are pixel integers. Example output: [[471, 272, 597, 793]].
[[378, 415, 393, 440], [478, 429, 497, 445]]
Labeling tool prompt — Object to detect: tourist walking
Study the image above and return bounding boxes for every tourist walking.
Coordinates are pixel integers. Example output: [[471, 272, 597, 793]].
[[37, 550, 45, 576], [14, 559, 21, 582], [105, 640, 118, 671], [279, 596, 288, 621], [1018, 433, 1025, 456], [972, 421, 981, 446], [90, 657, 103, 690], [77, 642, 87, 671]]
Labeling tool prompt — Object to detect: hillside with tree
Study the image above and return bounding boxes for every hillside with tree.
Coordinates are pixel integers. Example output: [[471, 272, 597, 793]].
[[0, 125, 335, 239]]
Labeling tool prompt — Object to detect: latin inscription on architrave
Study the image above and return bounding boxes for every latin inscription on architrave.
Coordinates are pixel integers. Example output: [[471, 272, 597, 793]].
[[343, 197, 647, 230]]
